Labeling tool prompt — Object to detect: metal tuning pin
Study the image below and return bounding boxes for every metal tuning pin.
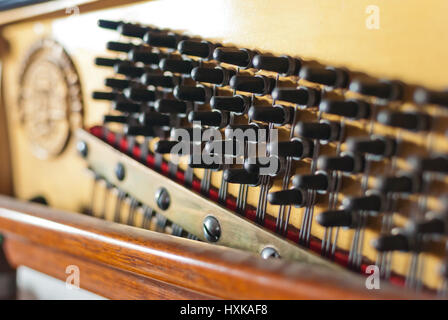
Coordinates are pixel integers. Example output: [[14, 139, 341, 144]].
[[319, 99, 371, 119], [154, 140, 180, 154], [188, 111, 228, 127], [271, 87, 321, 107], [129, 48, 160, 65], [98, 19, 122, 30], [248, 105, 293, 125], [118, 23, 152, 39], [114, 63, 145, 78], [346, 137, 397, 158], [178, 40, 219, 59], [349, 78, 403, 101], [372, 231, 412, 252], [294, 121, 341, 142], [243, 156, 283, 176], [112, 100, 141, 113], [376, 110, 431, 131], [407, 155, 448, 174], [95, 57, 124, 68], [139, 111, 171, 127], [104, 78, 132, 90], [269, 138, 313, 159], [124, 125, 155, 137], [229, 75, 275, 95], [159, 58, 197, 75], [174, 85, 211, 103], [210, 95, 249, 114], [222, 168, 260, 186], [342, 194, 384, 213], [252, 54, 301, 76], [154, 99, 187, 114], [316, 210, 357, 228], [213, 47, 256, 68], [191, 67, 235, 86], [123, 87, 156, 102], [299, 66, 349, 88], [292, 173, 329, 192], [141, 73, 178, 88], [106, 41, 134, 53], [92, 91, 119, 101], [414, 87, 448, 107], [317, 154, 365, 173], [143, 32, 182, 49], [103, 115, 128, 123], [375, 174, 421, 194], [267, 188, 307, 207]]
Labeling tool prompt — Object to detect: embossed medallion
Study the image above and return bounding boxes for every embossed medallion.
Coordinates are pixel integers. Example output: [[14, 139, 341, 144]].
[[18, 39, 83, 159]]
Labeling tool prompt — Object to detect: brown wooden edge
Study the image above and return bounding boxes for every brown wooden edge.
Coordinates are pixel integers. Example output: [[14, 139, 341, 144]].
[[0, 195, 434, 299]]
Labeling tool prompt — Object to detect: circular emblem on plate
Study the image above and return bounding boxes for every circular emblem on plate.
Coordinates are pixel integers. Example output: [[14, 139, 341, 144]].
[[18, 39, 83, 159]]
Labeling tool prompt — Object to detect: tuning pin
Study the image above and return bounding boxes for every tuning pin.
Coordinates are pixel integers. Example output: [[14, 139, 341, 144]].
[[174, 85, 211, 103], [230, 75, 275, 95], [128, 48, 160, 65], [159, 58, 197, 75], [210, 95, 249, 114], [248, 105, 293, 125], [123, 87, 157, 102], [114, 63, 145, 78], [317, 210, 357, 228], [98, 19, 122, 30], [141, 73, 178, 88], [349, 78, 403, 101], [188, 111, 229, 127], [188, 155, 223, 170], [294, 121, 341, 142], [191, 67, 235, 86], [376, 110, 431, 131], [139, 111, 171, 126], [124, 125, 155, 137], [414, 88, 448, 107], [92, 91, 119, 101], [103, 115, 128, 123], [178, 40, 219, 59], [118, 23, 151, 38], [154, 99, 187, 114], [143, 32, 181, 49], [317, 154, 365, 173], [346, 137, 397, 158], [375, 174, 421, 194], [223, 168, 260, 186], [104, 78, 132, 90], [292, 173, 328, 191], [299, 66, 349, 88], [319, 99, 371, 119], [372, 232, 411, 252], [269, 138, 313, 159], [154, 140, 181, 154], [106, 41, 133, 53], [213, 47, 256, 68], [95, 57, 124, 68], [267, 188, 307, 206], [112, 100, 141, 113], [252, 54, 301, 76], [244, 156, 283, 176], [271, 87, 321, 107], [407, 156, 448, 174], [342, 193, 384, 212], [224, 123, 266, 139]]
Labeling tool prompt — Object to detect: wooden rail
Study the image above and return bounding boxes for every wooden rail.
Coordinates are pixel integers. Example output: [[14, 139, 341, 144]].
[[0, 195, 431, 299]]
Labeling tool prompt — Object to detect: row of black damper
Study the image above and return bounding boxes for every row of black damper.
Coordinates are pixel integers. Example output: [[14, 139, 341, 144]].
[[93, 20, 448, 272]]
